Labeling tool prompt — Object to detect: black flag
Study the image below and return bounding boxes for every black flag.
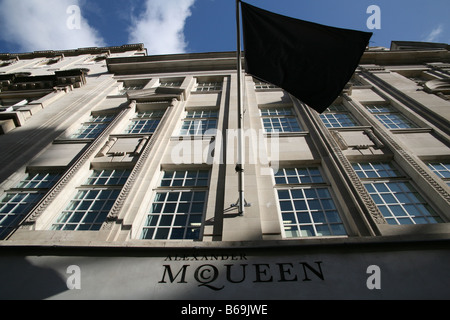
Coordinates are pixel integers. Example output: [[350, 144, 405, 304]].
[[241, 1, 372, 113]]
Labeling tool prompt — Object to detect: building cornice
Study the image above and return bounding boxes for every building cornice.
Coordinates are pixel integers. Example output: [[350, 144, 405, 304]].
[[107, 51, 241, 75], [106, 48, 449, 76], [360, 49, 450, 66], [0, 44, 145, 61]]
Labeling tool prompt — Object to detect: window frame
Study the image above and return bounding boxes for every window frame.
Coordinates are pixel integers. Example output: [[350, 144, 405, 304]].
[[426, 162, 450, 187], [125, 108, 166, 135], [254, 80, 278, 90], [159, 80, 183, 87], [119, 80, 150, 95], [140, 169, 210, 241], [274, 167, 347, 238], [365, 104, 417, 130], [260, 106, 303, 133], [179, 108, 218, 136], [352, 161, 444, 225], [194, 81, 222, 92], [0, 172, 61, 239], [71, 114, 114, 139], [320, 104, 359, 128], [50, 169, 130, 231]]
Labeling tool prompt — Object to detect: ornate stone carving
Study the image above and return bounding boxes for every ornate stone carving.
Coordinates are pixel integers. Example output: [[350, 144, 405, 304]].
[[304, 104, 388, 225], [101, 98, 178, 230], [331, 131, 348, 150], [364, 129, 384, 149], [376, 127, 450, 204], [20, 104, 132, 228], [96, 137, 118, 157]]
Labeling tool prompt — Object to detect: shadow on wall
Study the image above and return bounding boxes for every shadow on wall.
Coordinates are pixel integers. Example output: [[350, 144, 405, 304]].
[[0, 256, 68, 300], [0, 125, 68, 185]]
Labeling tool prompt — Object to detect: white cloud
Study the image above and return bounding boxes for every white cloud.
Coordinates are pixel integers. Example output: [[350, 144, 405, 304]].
[[423, 25, 444, 42], [128, 0, 196, 55], [0, 0, 105, 52]]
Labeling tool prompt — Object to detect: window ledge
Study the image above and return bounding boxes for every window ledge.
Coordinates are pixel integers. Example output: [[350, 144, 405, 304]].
[[53, 138, 94, 144], [327, 126, 372, 131], [191, 90, 222, 95], [255, 88, 283, 92], [378, 222, 450, 236], [264, 131, 309, 138], [171, 135, 216, 141], [390, 127, 433, 134]]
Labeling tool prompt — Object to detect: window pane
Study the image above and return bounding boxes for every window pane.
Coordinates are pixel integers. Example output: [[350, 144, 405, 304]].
[[364, 181, 442, 225], [159, 215, 173, 226], [141, 170, 209, 240], [284, 226, 300, 238], [300, 225, 315, 237], [427, 163, 450, 179], [50, 170, 124, 231], [155, 228, 170, 239], [170, 228, 185, 239], [260, 107, 302, 133], [0, 192, 43, 239], [280, 201, 293, 211], [277, 188, 345, 238]]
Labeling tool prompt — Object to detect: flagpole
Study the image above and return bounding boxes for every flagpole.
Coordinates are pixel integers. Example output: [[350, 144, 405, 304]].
[[236, 0, 245, 216]]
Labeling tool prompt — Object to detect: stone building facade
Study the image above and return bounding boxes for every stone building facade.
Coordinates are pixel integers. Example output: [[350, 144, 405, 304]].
[[0, 41, 449, 300]]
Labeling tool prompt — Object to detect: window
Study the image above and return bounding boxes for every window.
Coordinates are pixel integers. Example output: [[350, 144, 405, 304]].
[[160, 170, 209, 187], [274, 167, 346, 238], [125, 109, 166, 134], [123, 85, 145, 91], [254, 80, 278, 89], [353, 162, 443, 225], [0, 172, 61, 239], [365, 104, 417, 129], [85, 169, 131, 186], [119, 81, 149, 95], [179, 109, 218, 136], [141, 170, 209, 240], [320, 104, 359, 128], [352, 162, 400, 179], [426, 162, 450, 187], [260, 107, 302, 133], [51, 169, 130, 231], [195, 82, 222, 92], [15, 173, 61, 189], [71, 114, 114, 139], [160, 80, 183, 87]]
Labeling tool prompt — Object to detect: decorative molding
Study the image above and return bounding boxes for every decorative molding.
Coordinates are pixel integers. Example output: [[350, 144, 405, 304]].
[[17, 103, 131, 229], [0, 69, 88, 95], [364, 129, 384, 149], [327, 132, 388, 225], [298, 99, 388, 226], [359, 65, 388, 73], [96, 137, 118, 157], [331, 131, 348, 150], [0, 57, 19, 68], [101, 98, 178, 230], [0, 44, 144, 61], [371, 122, 450, 205], [360, 69, 450, 137], [358, 72, 450, 205], [133, 136, 150, 155], [423, 79, 450, 94], [426, 63, 450, 77]]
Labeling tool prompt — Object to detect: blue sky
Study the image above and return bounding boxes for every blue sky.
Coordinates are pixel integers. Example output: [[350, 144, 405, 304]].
[[0, 0, 449, 55]]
